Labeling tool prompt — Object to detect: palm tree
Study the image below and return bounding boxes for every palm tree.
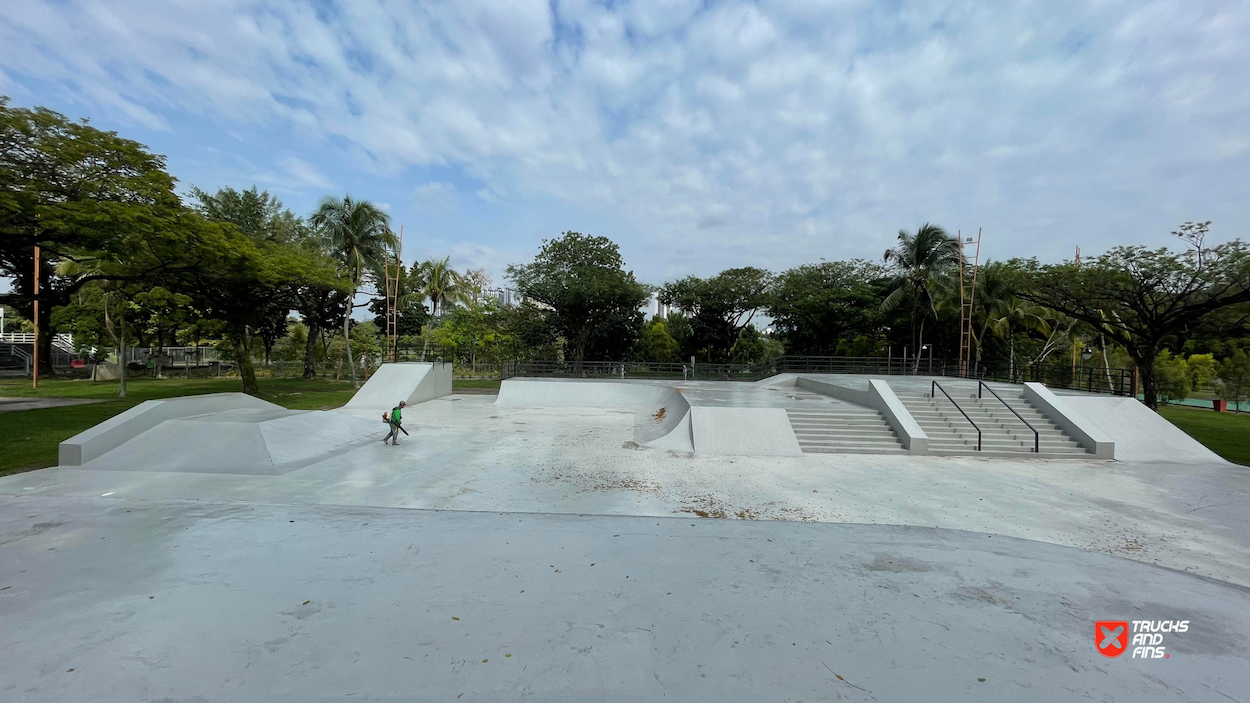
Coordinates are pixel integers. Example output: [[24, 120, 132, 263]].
[[882, 223, 962, 371], [987, 296, 1051, 378], [310, 195, 396, 388], [412, 257, 472, 359], [415, 256, 471, 317]]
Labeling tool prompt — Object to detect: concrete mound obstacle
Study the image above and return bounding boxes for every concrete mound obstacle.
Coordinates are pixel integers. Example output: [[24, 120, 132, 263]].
[[58, 362, 453, 473], [78, 408, 381, 475], [58, 393, 278, 466]]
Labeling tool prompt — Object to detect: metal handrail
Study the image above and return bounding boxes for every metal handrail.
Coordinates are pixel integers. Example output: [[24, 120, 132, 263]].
[[978, 381, 1039, 453], [931, 380, 981, 451]]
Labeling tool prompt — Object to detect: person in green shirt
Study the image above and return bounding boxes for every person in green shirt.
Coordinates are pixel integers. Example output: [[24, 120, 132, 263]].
[[382, 401, 407, 445]]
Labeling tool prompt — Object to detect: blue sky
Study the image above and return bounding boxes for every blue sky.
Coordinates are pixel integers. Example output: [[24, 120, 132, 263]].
[[2, 0, 1247, 290]]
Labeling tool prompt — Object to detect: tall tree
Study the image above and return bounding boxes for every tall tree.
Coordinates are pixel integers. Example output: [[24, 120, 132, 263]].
[[415, 256, 471, 317], [1217, 348, 1250, 413], [295, 280, 350, 378], [368, 262, 431, 336], [190, 186, 305, 244], [310, 195, 396, 388], [881, 223, 962, 369], [507, 232, 650, 367], [1, 98, 186, 374], [659, 267, 771, 362], [636, 316, 681, 362], [166, 216, 328, 395], [1017, 223, 1250, 409], [766, 260, 885, 355]]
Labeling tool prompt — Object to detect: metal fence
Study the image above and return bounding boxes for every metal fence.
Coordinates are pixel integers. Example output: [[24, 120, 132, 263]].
[[121, 346, 226, 368], [500, 359, 769, 381], [0, 339, 82, 372], [392, 345, 457, 364], [497, 355, 1139, 396]]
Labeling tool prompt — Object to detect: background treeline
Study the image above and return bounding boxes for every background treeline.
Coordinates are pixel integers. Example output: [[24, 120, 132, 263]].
[[4, 99, 1249, 410]]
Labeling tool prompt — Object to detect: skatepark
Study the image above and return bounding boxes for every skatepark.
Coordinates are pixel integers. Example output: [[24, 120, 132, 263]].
[[2, 363, 1249, 701]]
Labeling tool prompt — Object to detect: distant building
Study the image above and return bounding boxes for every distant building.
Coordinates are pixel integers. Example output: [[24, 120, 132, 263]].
[[480, 287, 523, 308], [652, 295, 671, 319]]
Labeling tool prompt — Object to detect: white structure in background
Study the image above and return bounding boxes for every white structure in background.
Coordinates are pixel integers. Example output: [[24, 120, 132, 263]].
[[654, 296, 671, 319], [480, 287, 522, 307], [1, 332, 76, 352]]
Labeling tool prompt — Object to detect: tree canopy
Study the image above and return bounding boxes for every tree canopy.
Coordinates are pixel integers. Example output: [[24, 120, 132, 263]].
[[659, 267, 771, 363], [507, 232, 650, 365], [767, 260, 885, 356], [1017, 224, 1250, 408]]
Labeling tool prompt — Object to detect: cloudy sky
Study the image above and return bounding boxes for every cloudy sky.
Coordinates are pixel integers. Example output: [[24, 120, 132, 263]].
[[2, 0, 1247, 288]]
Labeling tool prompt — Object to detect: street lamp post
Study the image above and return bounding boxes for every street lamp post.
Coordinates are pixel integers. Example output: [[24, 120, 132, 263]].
[[1081, 347, 1094, 392]]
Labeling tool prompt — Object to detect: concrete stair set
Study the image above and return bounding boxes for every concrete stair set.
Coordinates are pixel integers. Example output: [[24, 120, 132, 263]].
[[893, 391, 1090, 457], [785, 407, 907, 454], [781, 380, 1094, 458]]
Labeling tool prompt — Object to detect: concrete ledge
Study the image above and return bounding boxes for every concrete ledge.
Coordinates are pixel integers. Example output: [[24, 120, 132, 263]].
[[1023, 383, 1115, 459], [796, 376, 929, 453], [690, 407, 802, 456], [58, 393, 280, 466]]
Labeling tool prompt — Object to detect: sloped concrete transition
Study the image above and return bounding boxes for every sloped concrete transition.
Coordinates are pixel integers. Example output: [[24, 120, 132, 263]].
[[1, 367, 1246, 701]]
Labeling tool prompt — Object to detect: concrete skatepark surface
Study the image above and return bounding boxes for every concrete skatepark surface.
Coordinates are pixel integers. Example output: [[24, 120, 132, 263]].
[[2, 371, 1249, 700], [4, 501, 1249, 702]]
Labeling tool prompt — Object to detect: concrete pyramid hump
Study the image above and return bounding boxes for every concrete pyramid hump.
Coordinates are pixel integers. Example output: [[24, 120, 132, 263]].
[[79, 408, 381, 475]]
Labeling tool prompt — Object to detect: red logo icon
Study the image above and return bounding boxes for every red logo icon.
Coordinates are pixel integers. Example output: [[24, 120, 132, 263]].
[[1097, 621, 1129, 657]]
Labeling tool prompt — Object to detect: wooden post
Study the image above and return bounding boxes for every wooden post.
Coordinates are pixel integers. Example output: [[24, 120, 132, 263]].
[[32, 246, 40, 389]]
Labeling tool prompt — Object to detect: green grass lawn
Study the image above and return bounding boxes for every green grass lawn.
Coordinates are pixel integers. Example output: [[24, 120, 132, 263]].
[[452, 378, 502, 389], [1159, 405, 1250, 466]]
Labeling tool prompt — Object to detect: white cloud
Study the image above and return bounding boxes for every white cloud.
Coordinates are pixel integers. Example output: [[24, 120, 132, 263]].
[[405, 238, 523, 288], [2, 0, 1248, 277], [413, 181, 457, 209], [279, 157, 333, 189]]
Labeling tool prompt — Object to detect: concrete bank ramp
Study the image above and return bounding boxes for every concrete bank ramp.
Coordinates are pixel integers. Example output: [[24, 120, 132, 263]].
[[77, 408, 381, 475], [1060, 396, 1229, 464], [339, 362, 452, 417]]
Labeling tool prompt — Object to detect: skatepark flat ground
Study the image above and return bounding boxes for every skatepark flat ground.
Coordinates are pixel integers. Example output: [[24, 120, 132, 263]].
[[3, 384, 1250, 701]]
